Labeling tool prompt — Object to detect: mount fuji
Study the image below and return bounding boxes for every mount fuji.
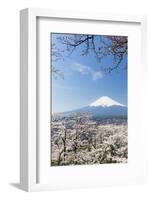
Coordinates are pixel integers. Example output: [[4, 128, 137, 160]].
[[89, 96, 125, 107], [61, 96, 127, 117]]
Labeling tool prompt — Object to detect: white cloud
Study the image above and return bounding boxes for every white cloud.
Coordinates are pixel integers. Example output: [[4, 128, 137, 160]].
[[72, 62, 103, 80], [72, 63, 90, 75], [92, 71, 103, 80]]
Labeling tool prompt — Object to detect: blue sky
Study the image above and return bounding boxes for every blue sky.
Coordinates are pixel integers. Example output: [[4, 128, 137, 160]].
[[51, 33, 127, 113]]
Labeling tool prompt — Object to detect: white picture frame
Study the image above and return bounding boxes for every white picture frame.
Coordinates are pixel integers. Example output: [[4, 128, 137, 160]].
[[20, 8, 147, 192]]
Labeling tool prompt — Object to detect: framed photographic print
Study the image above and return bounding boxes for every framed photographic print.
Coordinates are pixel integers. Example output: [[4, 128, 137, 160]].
[[20, 8, 147, 191]]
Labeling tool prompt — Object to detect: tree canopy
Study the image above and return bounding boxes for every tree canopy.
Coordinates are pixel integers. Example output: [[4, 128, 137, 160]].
[[51, 34, 127, 77]]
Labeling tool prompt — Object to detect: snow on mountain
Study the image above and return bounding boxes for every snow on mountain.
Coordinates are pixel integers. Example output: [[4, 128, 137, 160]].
[[90, 96, 125, 107], [60, 96, 127, 117]]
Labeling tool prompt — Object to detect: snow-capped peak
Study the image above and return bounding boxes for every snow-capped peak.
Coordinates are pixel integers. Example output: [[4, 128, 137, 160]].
[[90, 96, 125, 107]]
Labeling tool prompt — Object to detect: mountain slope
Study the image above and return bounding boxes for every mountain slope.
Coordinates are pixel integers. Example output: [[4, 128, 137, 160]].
[[60, 96, 127, 117], [90, 96, 125, 107]]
